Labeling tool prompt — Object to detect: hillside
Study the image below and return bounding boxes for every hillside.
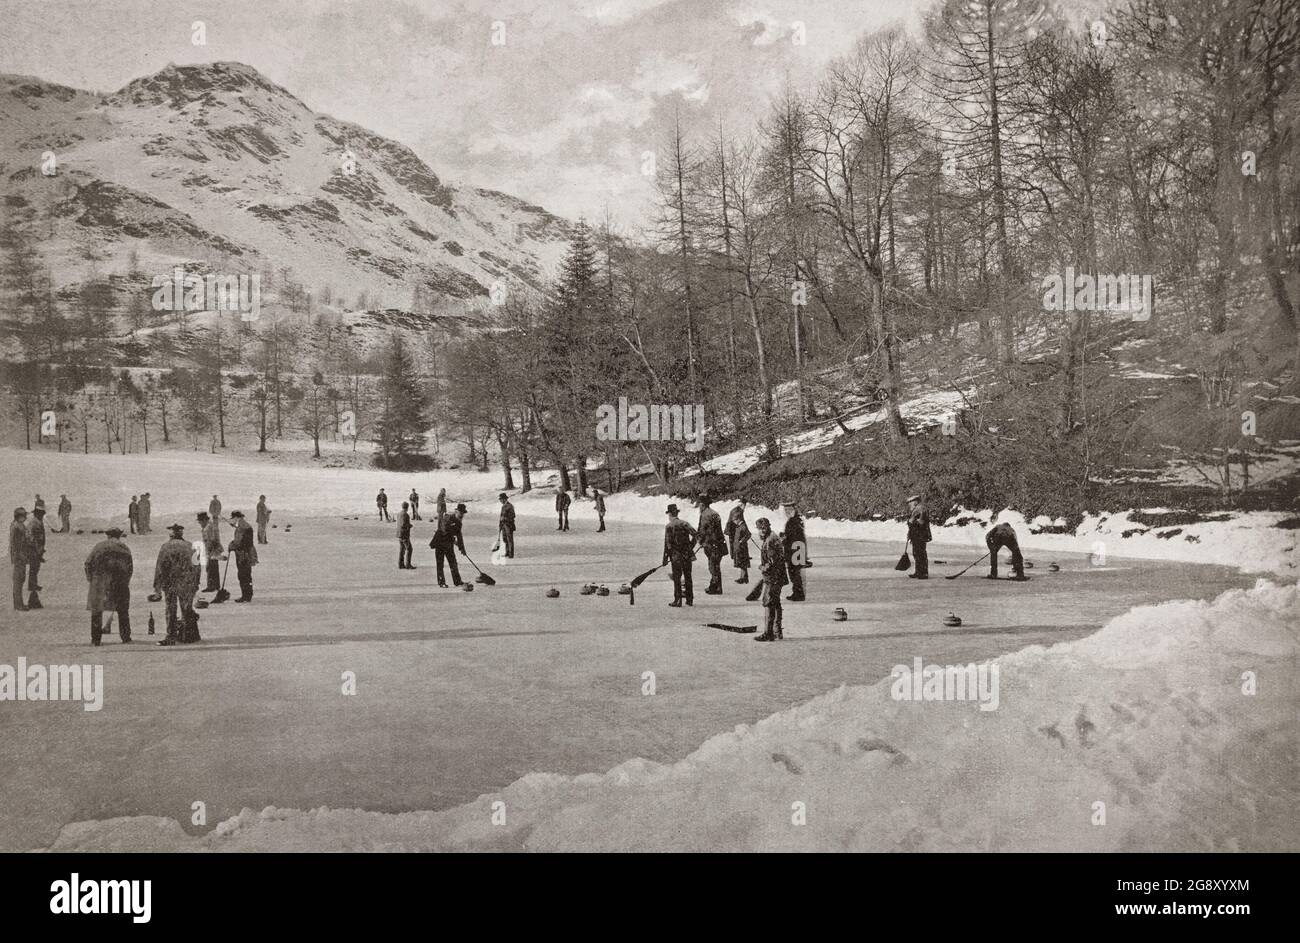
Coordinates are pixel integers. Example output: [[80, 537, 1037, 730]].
[[0, 62, 573, 326]]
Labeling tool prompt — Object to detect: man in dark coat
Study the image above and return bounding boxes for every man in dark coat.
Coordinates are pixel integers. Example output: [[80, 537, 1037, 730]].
[[57, 494, 71, 533], [138, 493, 152, 534], [986, 522, 1028, 580], [256, 495, 271, 544], [696, 495, 727, 595], [25, 506, 47, 609], [555, 488, 570, 531], [227, 510, 257, 602], [128, 496, 139, 534], [906, 494, 932, 579], [198, 511, 222, 591], [85, 528, 133, 644], [725, 498, 752, 584], [9, 507, 30, 611], [435, 488, 448, 519], [209, 494, 222, 520], [429, 503, 467, 587], [397, 501, 415, 570], [376, 488, 391, 522], [497, 493, 516, 558], [593, 489, 606, 532], [154, 524, 199, 644], [408, 489, 421, 520], [753, 517, 787, 642], [662, 503, 698, 607], [781, 503, 807, 601]]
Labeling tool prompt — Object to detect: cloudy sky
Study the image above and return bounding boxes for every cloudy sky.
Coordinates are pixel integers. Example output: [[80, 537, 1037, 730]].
[[0, 0, 923, 228]]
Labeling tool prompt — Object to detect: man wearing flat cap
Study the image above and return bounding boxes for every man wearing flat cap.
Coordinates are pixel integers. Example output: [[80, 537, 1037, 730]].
[[25, 505, 47, 608], [497, 493, 516, 558], [429, 502, 467, 587], [10, 507, 30, 611], [695, 495, 726, 595], [85, 528, 133, 644], [154, 524, 199, 643], [662, 503, 698, 607], [228, 511, 257, 602]]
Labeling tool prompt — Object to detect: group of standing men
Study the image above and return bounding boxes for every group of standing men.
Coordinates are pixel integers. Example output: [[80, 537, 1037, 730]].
[[7, 489, 270, 646], [659, 496, 807, 641], [9, 502, 48, 611]]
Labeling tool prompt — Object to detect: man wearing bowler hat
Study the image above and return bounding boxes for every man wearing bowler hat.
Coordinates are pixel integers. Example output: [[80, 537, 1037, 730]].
[[429, 503, 467, 587], [86, 527, 133, 644], [662, 503, 698, 607], [228, 510, 258, 602], [906, 494, 932, 579]]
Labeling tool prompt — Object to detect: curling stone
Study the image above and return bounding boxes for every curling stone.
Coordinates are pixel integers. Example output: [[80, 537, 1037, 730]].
[[1024, 561, 1034, 569], [1048, 563, 1060, 572], [194, 599, 209, 609], [147, 591, 162, 603], [596, 585, 610, 597], [546, 588, 560, 598], [579, 583, 597, 596], [461, 582, 474, 592], [832, 607, 847, 622], [943, 612, 962, 627], [284, 525, 292, 532], [617, 584, 632, 595]]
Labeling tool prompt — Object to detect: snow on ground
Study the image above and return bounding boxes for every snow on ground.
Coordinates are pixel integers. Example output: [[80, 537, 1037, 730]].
[[693, 390, 969, 475], [43, 578, 1298, 852], [3, 445, 1294, 852]]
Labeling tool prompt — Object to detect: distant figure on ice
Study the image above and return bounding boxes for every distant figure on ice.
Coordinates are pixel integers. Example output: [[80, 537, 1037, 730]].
[[198, 511, 222, 592], [25, 506, 46, 609], [408, 489, 421, 520], [228, 511, 257, 602], [256, 495, 270, 544], [397, 501, 414, 570], [753, 517, 787, 642], [986, 522, 1029, 581], [138, 493, 152, 534], [725, 498, 751, 584], [555, 488, 570, 531], [128, 496, 140, 534], [376, 488, 391, 522], [435, 488, 448, 519], [10, 507, 30, 612], [154, 524, 199, 645], [696, 494, 726, 596], [209, 494, 222, 520], [497, 492, 516, 558], [662, 503, 698, 608], [593, 489, 606, 532], [782, 502, 807, 601], [85, 527, 133, 645], [905, 494, 931, 580], [33, 494, 45, 512], [56, 494, 71, 533], [429, 503, 467, 587]]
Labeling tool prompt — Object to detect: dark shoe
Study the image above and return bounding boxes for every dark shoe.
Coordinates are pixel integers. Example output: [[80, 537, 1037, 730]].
[[685, 598, 693, 606], [157, 637, 178, 646], [668, 600, 682, 608], [753, 633, 774, 642], [234, 597, 250, 603], [91, 637, 101, 646], [786, 594, 805, 601], [407, 565, 417, 570], [438, 582, 448, 588], [735, 576, 749, 584], [14, 604, 29, 612], [1009, 574, 1031, 582], [908, 575, 929, 580], [704, 588, 722, 595], [120, 637, 132, 644]]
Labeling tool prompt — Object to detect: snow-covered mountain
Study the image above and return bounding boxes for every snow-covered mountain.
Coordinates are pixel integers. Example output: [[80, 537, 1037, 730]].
[[0, 62, 573, 312]]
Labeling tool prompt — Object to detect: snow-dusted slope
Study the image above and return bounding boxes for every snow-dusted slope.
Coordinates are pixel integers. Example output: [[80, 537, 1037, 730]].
[[0, 62, 572, 310]]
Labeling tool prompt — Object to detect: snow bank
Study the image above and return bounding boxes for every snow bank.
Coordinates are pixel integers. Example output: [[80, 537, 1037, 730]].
[[42, 579, 1298, 852], [518, 489, 1297, 577]]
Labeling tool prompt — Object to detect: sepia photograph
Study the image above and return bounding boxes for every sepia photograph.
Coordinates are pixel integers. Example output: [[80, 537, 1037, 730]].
[[0, 0, 1295, 894]]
